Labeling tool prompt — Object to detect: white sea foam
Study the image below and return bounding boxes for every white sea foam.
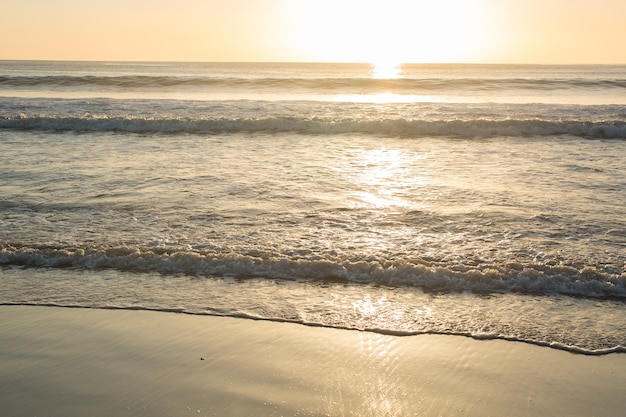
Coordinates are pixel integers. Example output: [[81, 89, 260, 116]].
[[1, 267, 624, 356], [1, 244, 624, 298]]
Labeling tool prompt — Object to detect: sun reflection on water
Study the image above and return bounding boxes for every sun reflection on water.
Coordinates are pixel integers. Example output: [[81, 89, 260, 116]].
[[352, 295, 383, 318], [346, 147, 425, 210], [355, 331, 404, 416], [371, 62, 402, 79], [334, 93, 445, 103]]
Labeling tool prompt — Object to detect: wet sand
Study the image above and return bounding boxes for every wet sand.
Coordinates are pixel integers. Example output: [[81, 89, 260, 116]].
[[1, 305, 624, 416]]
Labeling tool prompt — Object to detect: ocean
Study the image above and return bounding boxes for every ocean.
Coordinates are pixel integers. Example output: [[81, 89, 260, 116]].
[[1, 61, 625, 355]]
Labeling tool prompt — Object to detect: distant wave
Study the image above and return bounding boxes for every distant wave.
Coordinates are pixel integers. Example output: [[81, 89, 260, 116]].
[[2, 114, 625, 139], [2, 75, 626, 92], [2, 243, 624, 298]]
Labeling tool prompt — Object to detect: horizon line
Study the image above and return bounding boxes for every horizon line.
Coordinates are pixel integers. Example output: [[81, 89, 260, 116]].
[[1, 59, 625, 66]]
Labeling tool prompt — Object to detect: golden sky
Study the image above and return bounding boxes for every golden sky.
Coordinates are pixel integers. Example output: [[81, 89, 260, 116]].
[[2, 0, 625, 64]]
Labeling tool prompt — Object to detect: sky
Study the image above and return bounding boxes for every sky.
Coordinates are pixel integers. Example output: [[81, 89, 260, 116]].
[[2, 0, 626, 64]]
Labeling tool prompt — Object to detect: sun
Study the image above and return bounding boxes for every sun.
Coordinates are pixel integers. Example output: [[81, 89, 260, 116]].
[[288, 0, 490, 64]]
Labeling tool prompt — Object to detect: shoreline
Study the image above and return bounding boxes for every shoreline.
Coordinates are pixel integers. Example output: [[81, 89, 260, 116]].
[[2, 302, 624, 356], [1, 305, 625, 416]]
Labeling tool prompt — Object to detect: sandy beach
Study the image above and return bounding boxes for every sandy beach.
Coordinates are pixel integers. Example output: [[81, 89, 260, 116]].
[[0, 305, 624, 416]]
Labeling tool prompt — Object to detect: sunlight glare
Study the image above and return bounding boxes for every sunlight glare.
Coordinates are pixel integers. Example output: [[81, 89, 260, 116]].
[[347, 148, 416, 210], [290, 0, 490, 64], [372, 62, 401, 79]]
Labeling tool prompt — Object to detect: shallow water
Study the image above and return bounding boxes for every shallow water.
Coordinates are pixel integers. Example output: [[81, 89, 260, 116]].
[[1, 61, 625, 354]]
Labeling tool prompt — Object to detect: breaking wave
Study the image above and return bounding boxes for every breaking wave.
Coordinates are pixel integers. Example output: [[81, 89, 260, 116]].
[[2, 243, 624, 298], [2, 115, 625, 139], [2, 75, 626, 93]]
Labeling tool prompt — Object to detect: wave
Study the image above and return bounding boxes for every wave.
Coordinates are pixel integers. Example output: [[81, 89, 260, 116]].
[[2, 75, 625, 92], [2, 114, 626, 139], [2, 243, 624, 298]]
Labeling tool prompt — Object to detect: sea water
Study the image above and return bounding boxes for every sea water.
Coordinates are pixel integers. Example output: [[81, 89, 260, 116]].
[[1, 61, 625, 354]]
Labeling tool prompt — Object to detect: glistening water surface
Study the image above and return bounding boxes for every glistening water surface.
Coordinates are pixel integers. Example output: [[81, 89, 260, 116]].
[[1, 61, 625, 354]]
